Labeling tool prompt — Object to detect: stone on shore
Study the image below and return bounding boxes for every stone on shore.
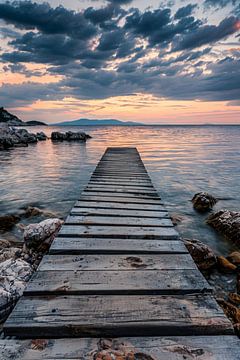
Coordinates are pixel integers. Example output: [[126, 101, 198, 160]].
[[217, 256, 237, 273], [23, 218, 63, 251], [227, 251, 240, 265], [192, 192, 218, 212], [24, 206, 57, 218], [207, 210, 240, 245], [51, 131, 91, 142], [0, 214, 20, 231], [0, 258, 32, 322], [0, 247, 19, 262], [183, 238, 217, 270]]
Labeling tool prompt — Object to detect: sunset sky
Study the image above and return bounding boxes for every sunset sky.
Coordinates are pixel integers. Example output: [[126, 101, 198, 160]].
[[0, 0, 239, 124]]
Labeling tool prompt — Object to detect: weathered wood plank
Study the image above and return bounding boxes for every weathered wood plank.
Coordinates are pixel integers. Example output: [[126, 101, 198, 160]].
[[1, 336, 240, 360], [24, 269, 211, 296], [38, 254, 197, 271], [81, 191, 160, 199], [58, 224, 179, 239], [71, 207, 169, 218], [89, 180, 153, 187], [65, 215, 173, 227], [4, 294, 233, 338], [75, 200, 166, 211], [86, 184, 156, 191], [79, 195, 163, 204], [90, 176, 152, 184], [50, 238, 188, 255], [85, 187, 157, 196]]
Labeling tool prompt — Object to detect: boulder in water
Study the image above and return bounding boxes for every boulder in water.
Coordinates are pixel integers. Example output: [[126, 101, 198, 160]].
[[183, 238, 217, 270], [192, 192, 218, 212], [0, 123, 38, 150], [23, 218, 63, 251], [36, 131, 47, 141], [0, 258, 32, 322], [227, 251, 240, 265], [51, 131, 91, 142], [207, 210, 240, 245], [217, 256, 236, 273], [0, 214, 20, 231]]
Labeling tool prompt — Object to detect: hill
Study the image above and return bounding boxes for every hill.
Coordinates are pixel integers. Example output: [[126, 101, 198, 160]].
[[0, 107, 47, 126], [53, 118, 143, 126]]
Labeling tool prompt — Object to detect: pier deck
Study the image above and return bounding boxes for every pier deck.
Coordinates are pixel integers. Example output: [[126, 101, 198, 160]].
[[1, 147, 240, 359]]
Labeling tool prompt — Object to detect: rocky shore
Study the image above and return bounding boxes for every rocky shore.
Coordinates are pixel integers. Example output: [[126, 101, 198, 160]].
[[51, 131, 92, 141]]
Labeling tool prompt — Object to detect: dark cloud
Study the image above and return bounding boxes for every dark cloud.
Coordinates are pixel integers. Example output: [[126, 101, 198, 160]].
[[174, 4, 197, 19], [172, 16, 239, 51], [204, 0, 237, 8]]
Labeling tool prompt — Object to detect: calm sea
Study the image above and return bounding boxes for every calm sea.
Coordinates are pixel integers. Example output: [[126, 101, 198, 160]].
[[0, 125, 239, 255]]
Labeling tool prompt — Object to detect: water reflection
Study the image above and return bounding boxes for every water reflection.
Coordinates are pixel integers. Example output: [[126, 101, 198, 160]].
[[0, 125, 239, 254]]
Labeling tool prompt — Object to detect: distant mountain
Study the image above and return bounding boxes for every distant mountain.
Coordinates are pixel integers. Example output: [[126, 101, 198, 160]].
[[0, 107, 47, 126], [53, 118, 143, 126]]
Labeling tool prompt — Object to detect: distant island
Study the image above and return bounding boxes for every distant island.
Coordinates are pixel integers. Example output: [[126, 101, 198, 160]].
[[53, 118, 143, 126], [0, 107, 47, 126]]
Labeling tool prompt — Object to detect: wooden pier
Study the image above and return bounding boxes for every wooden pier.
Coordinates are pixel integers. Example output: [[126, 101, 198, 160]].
[[1, 147, 240, 359]]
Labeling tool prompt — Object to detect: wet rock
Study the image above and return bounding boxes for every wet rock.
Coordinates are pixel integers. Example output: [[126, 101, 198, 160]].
[[183, 238, 217, 270], [217, 256, 237, 273], [0, 214, 20, 231], [0, 123, 38, 150], [23, 218, 63, 251], [0, 258, 32, 322], [51, 131, 91, 142], [36, 131, 47, 141], [207, 210, 240, 245], [228, 293, 240, 306], [227, 251, 240, 265], [0, 238, 12, 248], [0, 247, 19, 262], [192, 192, 218, 212], [218, 299, 240, 325]]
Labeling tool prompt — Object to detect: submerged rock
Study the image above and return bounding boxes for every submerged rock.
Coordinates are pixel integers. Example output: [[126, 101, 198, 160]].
[[51, 131, 91, 142], [0, 258, 32, 322], [227, 251, 240, 265], [207, 210, 240, 245], [23, 218, 63, 251], [192, 192, 218, 212], [23, 206, 57, 218], [183, 238, 217, 270], [0, 214, 20, 231]]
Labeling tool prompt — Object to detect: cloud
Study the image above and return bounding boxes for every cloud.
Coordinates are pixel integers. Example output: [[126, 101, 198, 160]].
[[174, 4, 198, 19], [172, 16, 239, 51], [204, 0, 237, 8]]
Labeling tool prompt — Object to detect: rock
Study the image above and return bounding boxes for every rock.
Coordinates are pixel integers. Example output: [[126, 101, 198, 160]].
[[183, 238, 217, 270], [0, 258, 32, 322], [170, 213, 184, 225], [24, 206, 57, 218], [51, 131, 91, 142], [0, 247, 19, 262], [0, 214, 20, 231], [192, 192, 218, 212], [227, 251, 240, 265], [23, 218, 63, 251], [217, 256, 237, 273], [0, 123, 38, 150], [36, 131, 47, 141], [228, 292, 240, 306], [218, 299, 240, 325], [0, 238, 11, 248], [207, 210, 240, 245]]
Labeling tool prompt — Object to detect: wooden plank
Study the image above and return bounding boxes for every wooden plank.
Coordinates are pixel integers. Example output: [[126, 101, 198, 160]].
[[79, 195, 163, 204], [50, 238, 188, 255], [24, 269, 211, 296], [71, 207, 169, 218], [85, 186, 157, 195], [58, 224, 179, 239], [90, 176, 152, 183], [38, 254, 197, 271], [2, 336, 240, 360], [65, 215, 173, 227], [4, 294, 233, 338], [75, 200, 166, 211], [86, 184, 155, 191], [89, 180, 153, 187], [81, 191, 160, 199]]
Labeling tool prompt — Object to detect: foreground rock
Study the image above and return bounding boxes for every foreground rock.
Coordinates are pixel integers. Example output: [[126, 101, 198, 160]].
[[0, 214, 20, 230], [207, 210, 240, 245], [51, 131, 91, 142], [0, 258, 32, 322], [23, 218, 63, 251], [0, 123, 38, 150], [36, 131, 47, 140], [192, 192, 218, 212], [183, 238, 217, 270]]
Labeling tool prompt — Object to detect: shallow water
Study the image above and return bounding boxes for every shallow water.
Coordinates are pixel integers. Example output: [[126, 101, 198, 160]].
[[0, 125, 239, 255]]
